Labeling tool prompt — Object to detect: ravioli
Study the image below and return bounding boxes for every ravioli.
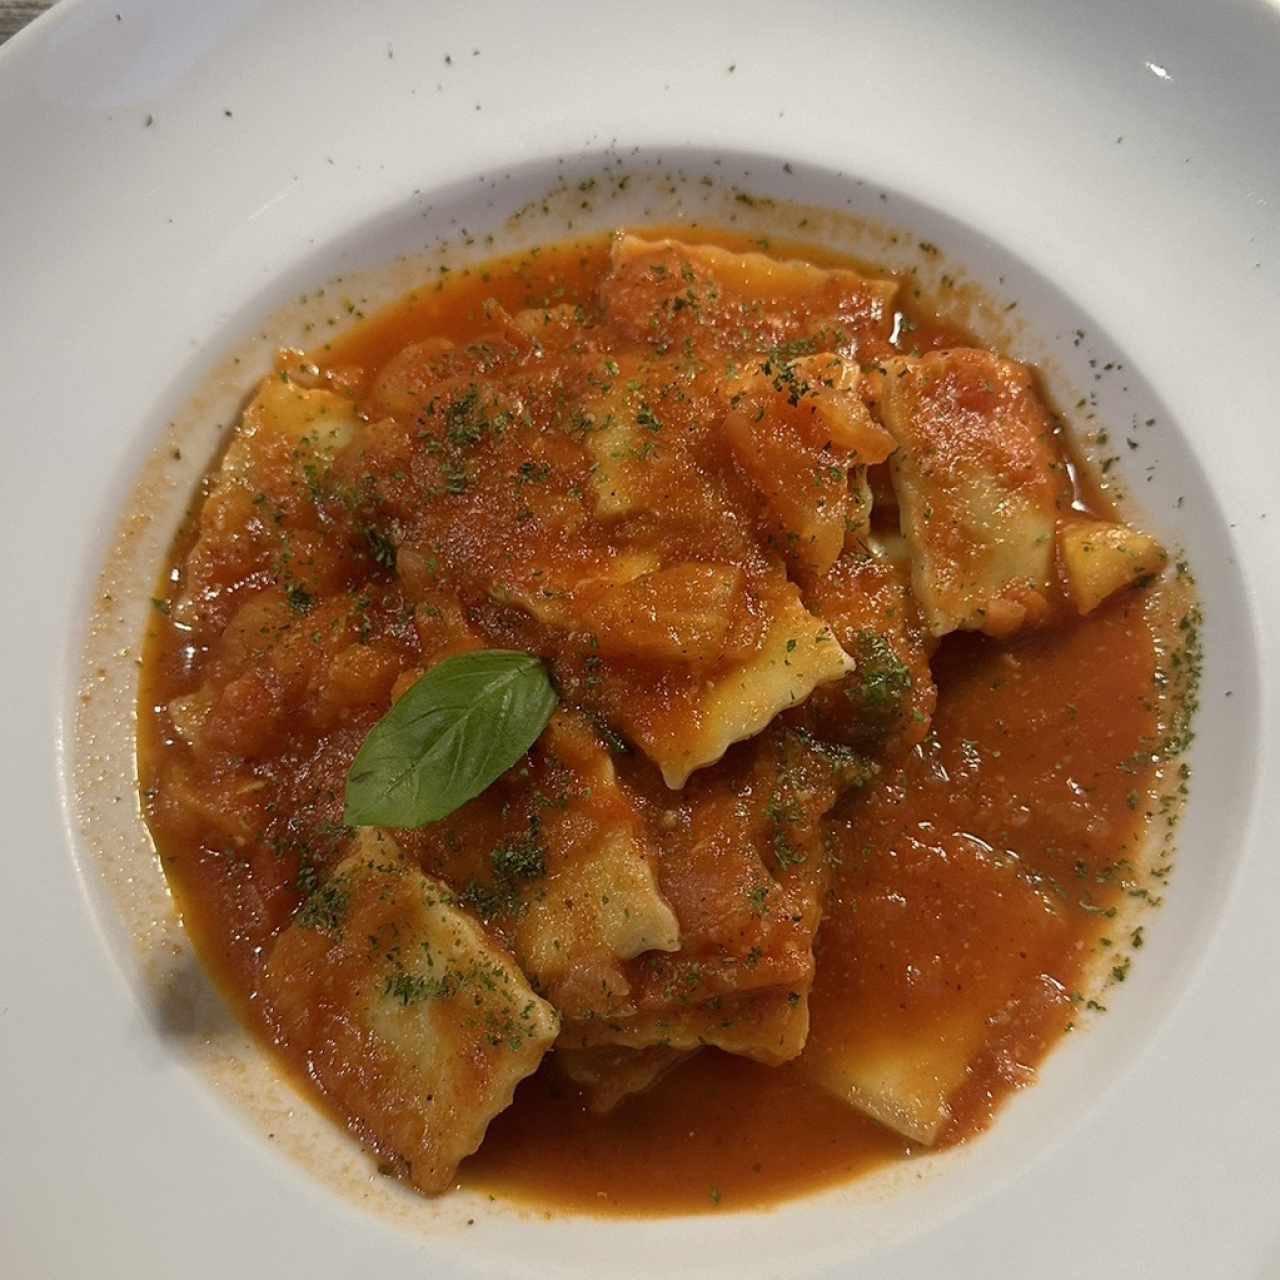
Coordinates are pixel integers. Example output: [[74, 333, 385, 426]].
[[800, 831, 1070, 1144], [486, 549, 662, 628], [556, 1045, 695, 1114], [575, 355, 674, 518], [492, 556, 851, 788], [575, 352, 717, 521], [368, 328, 530, 419], [798, 549, 937, 760], [1059, 518, 1167, 614], [630, 578, 854, 788], [511, 713, 681, 1020], [876, 349, 1068, 637], [558, 986, 810, 1067], [557, 729, 842, 1064], [264, 830, 558, 1192], [803, 1013, 972, 1144], [504, 302, 599, 358], [175, 376, 364, 630], [720, 353, 896, 579], [602, 233, 899, 361]]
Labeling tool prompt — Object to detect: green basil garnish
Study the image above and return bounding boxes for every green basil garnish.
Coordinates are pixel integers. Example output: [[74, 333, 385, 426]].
[[343, 650, 558, 828]]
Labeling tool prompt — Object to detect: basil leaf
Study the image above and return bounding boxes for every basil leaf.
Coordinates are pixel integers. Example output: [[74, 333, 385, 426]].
[[343, 650, 558, 828]]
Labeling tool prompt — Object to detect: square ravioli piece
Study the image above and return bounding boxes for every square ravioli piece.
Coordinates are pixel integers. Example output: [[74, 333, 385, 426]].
[[510, 713, 681, 1020], [264, 830, 558, 1192], [799, 831, 1071, 1144], [557, 728, 844, 1065], [175, 375, 364, 632], [601, 233, 899, 360], [491, 556, 853, 790], [876, 350, 1069, 637], [629, 576, 855, 788]]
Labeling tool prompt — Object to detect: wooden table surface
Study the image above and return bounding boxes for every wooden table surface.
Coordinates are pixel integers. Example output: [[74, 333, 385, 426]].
[[1, 0, 52, 44]]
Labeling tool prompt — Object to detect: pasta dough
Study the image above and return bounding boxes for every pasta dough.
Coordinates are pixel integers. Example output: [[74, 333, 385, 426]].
[[1060, 518, 1167, 614], [876, 349, 1068, 637], [264, 831, 558, 1192]]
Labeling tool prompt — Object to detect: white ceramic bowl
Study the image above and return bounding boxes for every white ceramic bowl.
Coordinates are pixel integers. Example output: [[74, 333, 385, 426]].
[[2, 2, 1278, 1277]]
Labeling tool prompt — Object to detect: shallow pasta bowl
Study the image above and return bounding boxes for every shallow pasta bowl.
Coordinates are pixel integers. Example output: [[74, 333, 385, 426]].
[[1, 1, 1278, 1277]]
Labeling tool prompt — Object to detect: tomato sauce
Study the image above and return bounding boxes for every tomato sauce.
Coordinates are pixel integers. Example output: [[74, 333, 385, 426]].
[[138, 229, 1190, 1214]]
